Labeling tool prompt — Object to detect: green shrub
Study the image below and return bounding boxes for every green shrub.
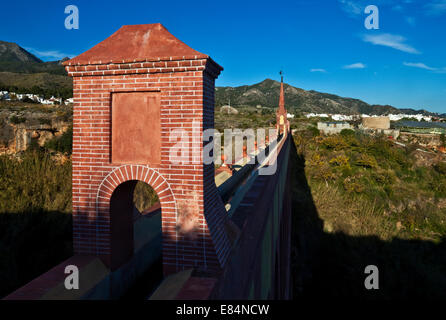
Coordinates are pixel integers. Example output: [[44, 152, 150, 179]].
[[322, 136, 348, 150], [0, 150, 72, 298], [307, 126, 320, 137], [343, 174, 365, 194], [440, 134, 445, 148], [44, 127, 72, 154], [133, 181, 159, 213], [0, 151, 72, 213], [340, 129, 355, 137], [354, 153, 378, 168], [38, 118, 52, 126], [433, 162, 446, 175], [9, 115, 26, 125]]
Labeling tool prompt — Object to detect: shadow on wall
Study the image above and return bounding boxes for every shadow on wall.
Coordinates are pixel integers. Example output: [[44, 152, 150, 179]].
[[289, 140, 446, 300], [0, 210, 73, 298]]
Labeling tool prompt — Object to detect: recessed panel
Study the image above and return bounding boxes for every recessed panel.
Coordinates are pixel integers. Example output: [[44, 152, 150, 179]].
[[111, 92, 161, 165]]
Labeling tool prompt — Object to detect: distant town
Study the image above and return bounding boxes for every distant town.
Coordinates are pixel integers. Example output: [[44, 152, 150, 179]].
[[0, 90, 73, 105], [305, 112, 444, 123]]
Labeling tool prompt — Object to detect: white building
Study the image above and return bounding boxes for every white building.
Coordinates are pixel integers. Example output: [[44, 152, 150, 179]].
[[388, 114, 432, 122], [306, 113, 329, 119], [317, 122, 353, 135], [0, 91, 10, 100], [306, 113, 359, 121], [331, 114, 355, 121]]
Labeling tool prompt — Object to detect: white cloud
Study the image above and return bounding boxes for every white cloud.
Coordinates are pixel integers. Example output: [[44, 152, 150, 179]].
[[362, 33, 421, 54], [338, 0, 363, 16], [310, 68, 327, 73], [403, 62, 446, 73], [425, 0, 446, 16], [339, 0, 411, 16], [403, 62, 437, 71], [343, 63, 366, 69], [24, 47, 75, 61]]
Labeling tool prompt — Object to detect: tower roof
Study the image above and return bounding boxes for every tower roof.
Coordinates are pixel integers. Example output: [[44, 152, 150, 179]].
[[63, 23, 219, 67]]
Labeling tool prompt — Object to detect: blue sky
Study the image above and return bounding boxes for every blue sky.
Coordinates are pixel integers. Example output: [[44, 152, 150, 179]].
[[1, 0, 445, 113]]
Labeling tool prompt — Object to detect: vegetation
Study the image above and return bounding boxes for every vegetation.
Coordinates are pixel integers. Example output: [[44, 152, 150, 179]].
[[296, 129, 446, 240], [134, 182, 159, 213], [0, 72, 73, 100], [0, 150, 72, 297], [215, 106, 276, 130], [291, 127, 446, 299], [0, 151, 72, 213], [9, 115, 26, 124], [44, 127, 73, 154]]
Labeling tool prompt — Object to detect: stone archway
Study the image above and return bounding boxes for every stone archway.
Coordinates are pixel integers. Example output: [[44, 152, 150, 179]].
[[96, 165, 176, 270]]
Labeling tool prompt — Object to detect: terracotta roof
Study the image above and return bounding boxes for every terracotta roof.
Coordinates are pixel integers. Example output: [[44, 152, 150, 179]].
[[63, 23, 211, 66]]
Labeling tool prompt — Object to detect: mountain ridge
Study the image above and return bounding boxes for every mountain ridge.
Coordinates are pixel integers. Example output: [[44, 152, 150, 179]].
[[0, 41, 443, 116], [0, 41, 67, 75], [215, 79, 441, 117]]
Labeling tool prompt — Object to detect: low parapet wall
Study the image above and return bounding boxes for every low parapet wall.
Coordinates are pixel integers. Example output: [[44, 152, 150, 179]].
[[149, 135, 293, 300], [4, 255, 109, 300], [211, 135, 292, 299]]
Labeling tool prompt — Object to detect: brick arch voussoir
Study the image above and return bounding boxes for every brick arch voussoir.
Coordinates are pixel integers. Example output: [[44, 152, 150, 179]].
[[96, 165, 176, 215]]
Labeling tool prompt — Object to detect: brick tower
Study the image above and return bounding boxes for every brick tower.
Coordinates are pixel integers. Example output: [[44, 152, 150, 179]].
[[63, 23, 234, 275], [276, 72, 288, 135]]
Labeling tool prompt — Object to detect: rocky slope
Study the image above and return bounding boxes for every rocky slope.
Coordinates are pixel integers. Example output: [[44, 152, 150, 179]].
[[0, 103, 72, 154]]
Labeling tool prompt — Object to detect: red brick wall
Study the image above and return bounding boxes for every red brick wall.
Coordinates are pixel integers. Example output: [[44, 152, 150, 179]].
[[67, 58, 231, 274]]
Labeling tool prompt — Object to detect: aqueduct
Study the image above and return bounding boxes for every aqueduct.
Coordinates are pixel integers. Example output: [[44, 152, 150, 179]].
[[6, 23, 292, 300]]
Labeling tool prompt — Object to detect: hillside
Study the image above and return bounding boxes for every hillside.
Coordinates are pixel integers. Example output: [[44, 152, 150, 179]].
[[0, 41, 67, 75], [291, 128, 446, 299], [0, 41, 441, 115], [0, 41, 42, 63], [0, 41, 72, 98], [0, 72, 72, 98], [216, 79, 438, 116]]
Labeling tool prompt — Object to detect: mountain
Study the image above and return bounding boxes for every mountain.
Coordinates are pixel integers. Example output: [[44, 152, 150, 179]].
[[0, 41, 67, 75], [0, 72, 72, 97], [0, 42, 442, 115], [0, 41, 71, 98], [215, 79, 438, 116], [0, 41, 42, 63]]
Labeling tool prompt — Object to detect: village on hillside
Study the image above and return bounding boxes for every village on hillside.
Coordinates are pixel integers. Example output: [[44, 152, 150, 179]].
[[0, 90, 73, 105]]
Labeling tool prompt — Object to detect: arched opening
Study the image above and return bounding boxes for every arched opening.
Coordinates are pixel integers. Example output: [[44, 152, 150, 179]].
[[109, 180, 163, 299]]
